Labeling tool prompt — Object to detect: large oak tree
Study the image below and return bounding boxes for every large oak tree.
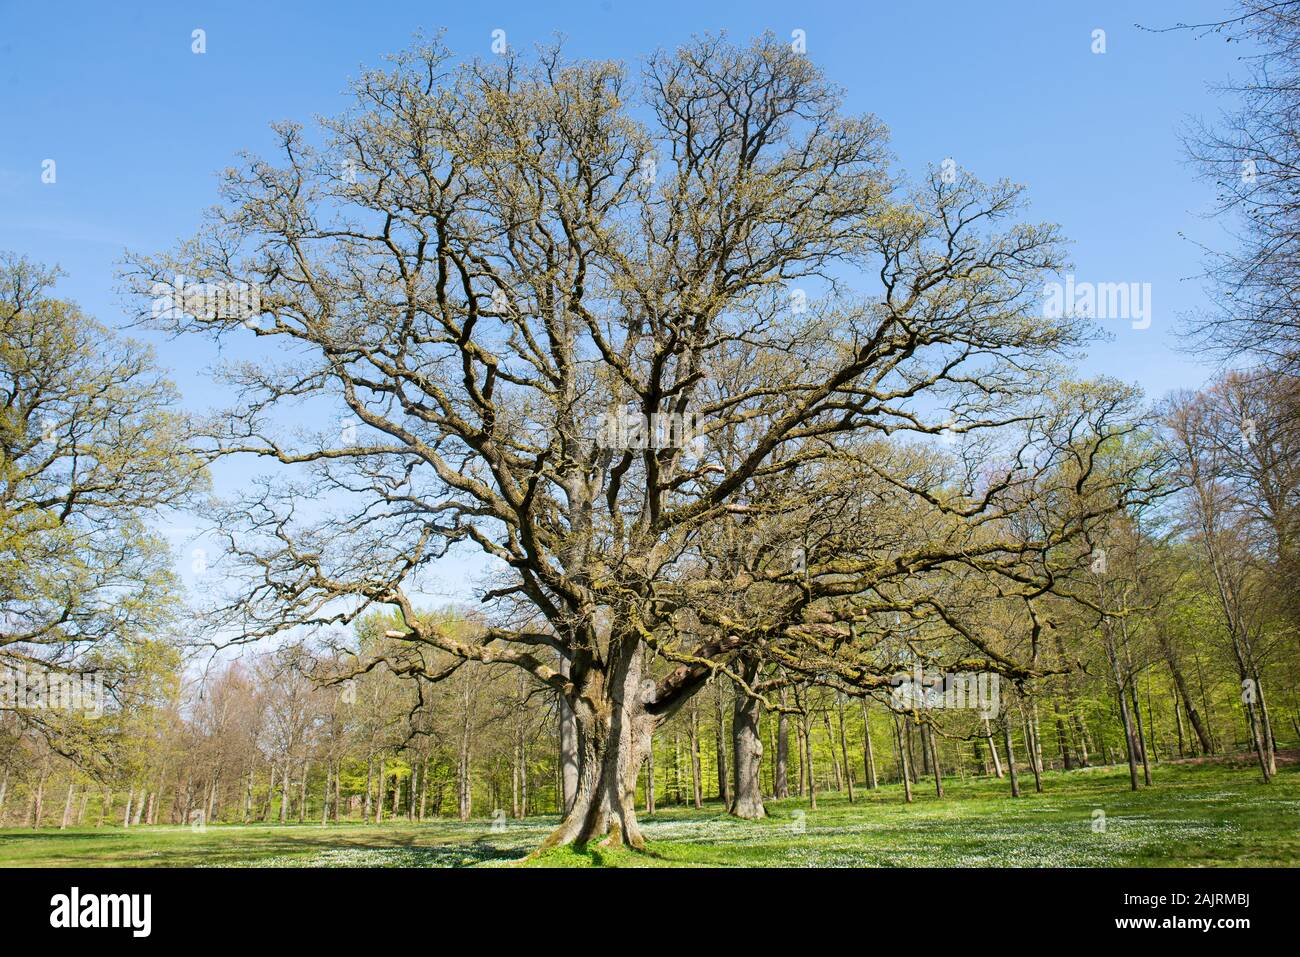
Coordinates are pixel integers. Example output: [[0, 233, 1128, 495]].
[[132, 34, 1147, 849]]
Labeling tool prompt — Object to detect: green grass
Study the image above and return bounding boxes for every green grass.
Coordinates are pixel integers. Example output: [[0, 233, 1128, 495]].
[[2, 760, 1296, 867]]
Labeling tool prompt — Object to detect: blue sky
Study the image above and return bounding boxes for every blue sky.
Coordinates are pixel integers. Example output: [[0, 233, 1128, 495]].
[[0, 0, 1252, 601]]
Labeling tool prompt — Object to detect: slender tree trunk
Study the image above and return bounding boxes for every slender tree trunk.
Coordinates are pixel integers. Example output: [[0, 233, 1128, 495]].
[[1073, 711, 1092, 767], [363, 755, 373, 823], [558, 654, 578, 815], [1255, 673, 1278, 778], [1173, 693, 1186, 757], [1127, 670, 1153, 786], [1030, 701, 1045, 777], [644, 734, 655, 815], [263, 765, 276, 822], [458, 711, 472, 821], [837, 696, 855, 803], [776, 692, 790, 798], [1243, 684, 1273, 783], [32, 767, 47, 828], [1054, 703, 1073, 770], [926, 723, 943, 798], [714, 682, 730, 806], [688, 705, 703, 810], [1002, 720, 1021, 798], [300, 760, 310, 823], [984, 718, 1003, 777], [60, 783, 75, 829], [802, 712, 817, 810], [671, 732, 683, 805], [520, 742, 529, 818], [796, 722, 807, 797], [893, 714, 912, 803], [861, 700, 877, 789], [823, 710, 843, 792], [1105, 632, 1142, 791], [1025, 705, 1043, 793]]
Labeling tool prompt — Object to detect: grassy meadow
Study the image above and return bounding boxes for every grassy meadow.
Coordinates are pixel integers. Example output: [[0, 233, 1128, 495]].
[[2, 758, 1296, 868]]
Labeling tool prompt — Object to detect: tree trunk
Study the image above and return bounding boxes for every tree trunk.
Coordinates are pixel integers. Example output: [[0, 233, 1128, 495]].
[[558, 653, 579, 815], [861, 700, 877, 789], [802, 712, 817, 810], [729, 657, 765, 819], [775, 692, 790, 798], [644, 734, 655, 815], [263, 765, 276, 822], [300, 760, 310, 823], [837, 696, 855, 803], [60, 783, 75, 829], [823, 710, 843, 791], [688, 705, 703, 810], [32, 767, 47, 828], [1173, 692, 1186, 757], [1002, 720, 1021, 798], [1255, 673, 1278, 778], [984, 718, 1003, 777], [1243, 683, 1273, 783], [713, 681, 730, 806], [796, 722, 806, 796], [458, 715, 472, 821], [893, 714, 913, 803], [536, 642, 658, 852], [1164, 629, 1211, 754], [1126, 670, 1153, 786], [1105, 630, 1142, 791], [672, 732, 683, 805], [1025, 705, 1043, 793], [1054, 703, 1073, 770], [926, 723, 943, 798], [363, 756, 373, 823], [1073, 711, 1092, 767]]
